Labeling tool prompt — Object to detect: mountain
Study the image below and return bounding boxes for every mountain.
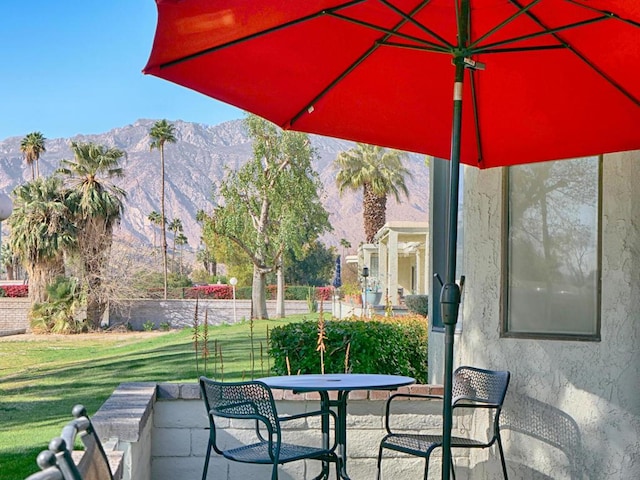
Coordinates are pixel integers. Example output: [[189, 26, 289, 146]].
[[0, 119, 430, 259]]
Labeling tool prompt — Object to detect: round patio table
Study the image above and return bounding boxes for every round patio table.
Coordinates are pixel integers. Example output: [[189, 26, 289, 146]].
[[257, 374, 415, 480]]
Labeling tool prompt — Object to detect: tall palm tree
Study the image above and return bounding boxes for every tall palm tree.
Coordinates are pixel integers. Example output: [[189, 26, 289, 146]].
[[339, 238, 351, 267], [334, 143, 412, 243], [57, 141, 126, 329], [168, 218, 183, 272], [20, 132, 46, 180], [8, 177, 76, 304], [175, 232, 188, 276], [149, 120, 176, 299], [147, 210, 163, 251]]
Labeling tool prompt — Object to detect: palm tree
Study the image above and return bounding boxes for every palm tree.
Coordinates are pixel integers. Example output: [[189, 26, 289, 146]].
[[339, 238, 351, 267], [168, 218, 183, 272], [149, 120, 176, 299], [20, 132, 46, 180], [147, 210, 163, 251], [334, 143, 412, 243], [57, 141, 126, 329], [8, 177, 76, 304], [175, 232, 188, 275]]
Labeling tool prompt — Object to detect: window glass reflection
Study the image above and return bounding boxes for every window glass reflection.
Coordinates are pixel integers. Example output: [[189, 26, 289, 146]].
[[506, 157, 600, 337]]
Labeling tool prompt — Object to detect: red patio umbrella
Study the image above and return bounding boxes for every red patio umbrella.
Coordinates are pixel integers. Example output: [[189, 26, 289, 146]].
[[143, 1, 640, 478]]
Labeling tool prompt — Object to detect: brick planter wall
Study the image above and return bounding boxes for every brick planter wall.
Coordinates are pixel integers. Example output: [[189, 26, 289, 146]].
[[0, 298, 30, 336]]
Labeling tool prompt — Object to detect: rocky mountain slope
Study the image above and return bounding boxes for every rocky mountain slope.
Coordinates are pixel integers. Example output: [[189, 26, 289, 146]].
[[0, 119, 430, 257]]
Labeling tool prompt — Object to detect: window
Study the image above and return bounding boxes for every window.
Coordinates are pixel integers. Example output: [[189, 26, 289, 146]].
[[503, 156, 601, 340]]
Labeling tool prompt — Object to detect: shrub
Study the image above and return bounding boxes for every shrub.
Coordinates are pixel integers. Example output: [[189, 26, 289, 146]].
[[187, 285, 233, 299], [236, 286, 252, 299], [269, 315, 428, 383], [143, 320, 155, 331], [316, 286, 332, 301], [0, 284, 28, 297], [405, 294, 429, 317], [284, 286, 310, 300], [30, 277, 85, 334], [306, 287, 318, 313]]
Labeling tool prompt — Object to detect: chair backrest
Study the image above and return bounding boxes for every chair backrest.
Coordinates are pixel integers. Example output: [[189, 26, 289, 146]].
[[452, 366, 510, 406], [24, 405, 113, 480], [61, 405, 114, 480], [199, 377, 279, 433], [25, 438, 84, 480], [25, 449, 66, 480]]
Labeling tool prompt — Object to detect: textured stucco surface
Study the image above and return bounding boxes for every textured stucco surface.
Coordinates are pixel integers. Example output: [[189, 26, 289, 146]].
[[429, 151, 640, 479]]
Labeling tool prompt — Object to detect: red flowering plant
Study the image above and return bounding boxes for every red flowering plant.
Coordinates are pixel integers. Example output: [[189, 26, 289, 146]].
[[316, 286, 332, 301], [187, 285, 233, 299], [0, 285, 28, 297]]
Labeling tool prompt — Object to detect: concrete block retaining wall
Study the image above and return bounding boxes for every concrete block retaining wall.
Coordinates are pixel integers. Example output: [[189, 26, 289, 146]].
[[91, 382, 458, 480], [0, 298, 30, 336], [108, 299, 311, 330], [0, 299, 313, 335]]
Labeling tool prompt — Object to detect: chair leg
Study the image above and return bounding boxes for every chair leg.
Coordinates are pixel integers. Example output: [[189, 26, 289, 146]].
[[376, 444, 385, 480], [450, 456, 456, 480], [202, 442, 213, 480], [496, 435, 509, 480], [270, 463, 278, 480]]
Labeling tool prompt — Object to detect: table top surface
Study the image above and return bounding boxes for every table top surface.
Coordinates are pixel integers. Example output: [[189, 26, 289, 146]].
[[256, 373, 415, 392]]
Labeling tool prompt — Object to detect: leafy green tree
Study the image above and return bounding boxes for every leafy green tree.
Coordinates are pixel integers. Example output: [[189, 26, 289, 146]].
[[202, 115, 331, 319], [284, 240, 336, 286], [8, 177, 76, 304], [334, 143, 412, 243], [149, 119, 177, 299], [57, 141, 126, 329], [20, 132, 46, 180]]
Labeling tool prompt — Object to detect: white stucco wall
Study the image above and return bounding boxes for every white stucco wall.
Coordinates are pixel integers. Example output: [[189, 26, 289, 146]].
[[429, 151, 640, 479]]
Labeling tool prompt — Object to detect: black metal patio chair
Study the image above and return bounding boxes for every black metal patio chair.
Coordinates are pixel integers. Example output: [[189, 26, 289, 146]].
[[25, 405, 115, 480], [377, 366, 511, 480], [199, 376, 337, 480]]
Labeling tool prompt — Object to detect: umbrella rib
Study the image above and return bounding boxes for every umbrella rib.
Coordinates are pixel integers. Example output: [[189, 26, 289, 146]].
[[328, 11, 449, 53], [479, 45, 565, 54], [473, 16, 608, 54], [378, 0, 455, 50], [508, 0, 640, 107], [469, 69, 483, 166], [286, 0, 438, 128], [377, 41, 458, 55], [469, 0, 544, 49], [564, 0, 640, 28], [156, 0, 366, 70]]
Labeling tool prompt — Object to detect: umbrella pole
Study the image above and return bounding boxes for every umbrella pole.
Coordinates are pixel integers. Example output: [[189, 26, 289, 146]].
[[440, 56, 465, 480]]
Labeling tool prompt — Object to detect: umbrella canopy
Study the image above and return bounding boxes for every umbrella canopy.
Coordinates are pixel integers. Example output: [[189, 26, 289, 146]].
[[332, 255, 342, 289], [144, 2, 640, 478], [144, 0, 640, 168]]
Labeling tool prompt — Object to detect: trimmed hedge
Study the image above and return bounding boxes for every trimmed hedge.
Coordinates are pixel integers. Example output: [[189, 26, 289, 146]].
[[269, 315, 428, 384], [405, 294, 429, 317]]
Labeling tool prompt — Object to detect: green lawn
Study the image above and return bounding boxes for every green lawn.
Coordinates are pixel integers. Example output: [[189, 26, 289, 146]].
[[0, 316, 309, 480]]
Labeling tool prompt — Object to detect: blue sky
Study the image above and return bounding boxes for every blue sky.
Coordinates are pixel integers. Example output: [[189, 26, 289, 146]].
[[0, 1, 243, 140]]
